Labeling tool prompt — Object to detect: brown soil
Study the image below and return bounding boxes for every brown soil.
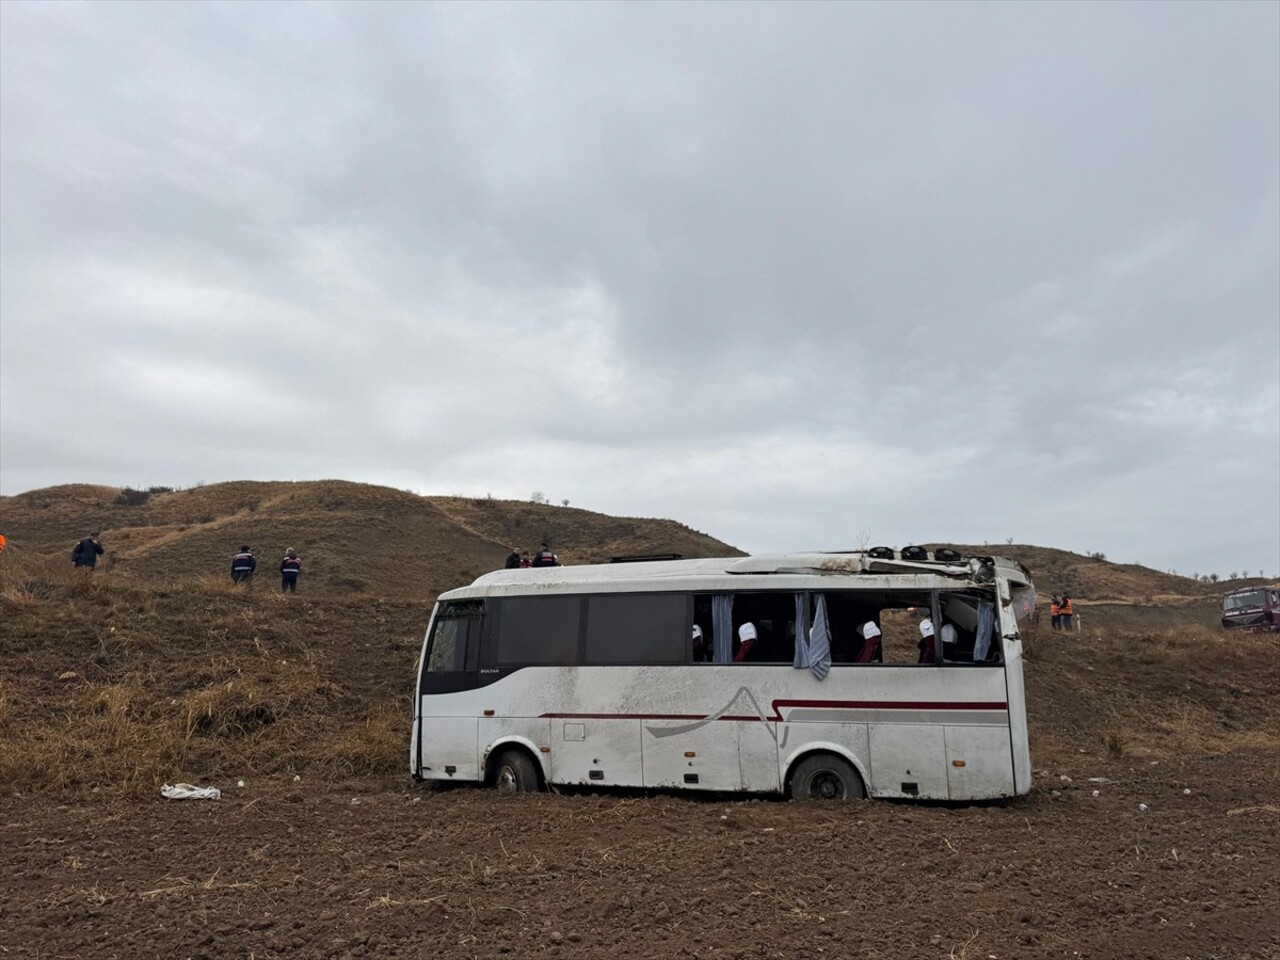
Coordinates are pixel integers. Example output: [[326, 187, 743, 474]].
[[1, 485, 1278, 958], [4, 765, 1278, 960]]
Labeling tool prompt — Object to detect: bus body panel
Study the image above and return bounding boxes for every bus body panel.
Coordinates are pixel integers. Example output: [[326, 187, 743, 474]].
[[945, 725, 1016, 799], [738, 721, 782, 792], [417, 662, 1018, 798], [868, 724, 949, 798], [552, 718, 643, 786], [417, 716, 479, 782], [642, 720, 753, 790], [999, 639, 1033, 795]]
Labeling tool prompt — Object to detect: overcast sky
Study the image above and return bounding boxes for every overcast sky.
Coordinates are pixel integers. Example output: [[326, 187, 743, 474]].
[[2, 1, 1277, 578]]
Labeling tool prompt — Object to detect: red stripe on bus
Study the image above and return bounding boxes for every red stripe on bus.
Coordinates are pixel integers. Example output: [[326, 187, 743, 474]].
[[538, 701, 1008, 723], [540, 713, 761, 721], [772, 699, 1008, 712]]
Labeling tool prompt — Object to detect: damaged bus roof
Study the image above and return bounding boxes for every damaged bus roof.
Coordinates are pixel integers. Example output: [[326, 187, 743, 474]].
[[456, 550, 1031, 599]]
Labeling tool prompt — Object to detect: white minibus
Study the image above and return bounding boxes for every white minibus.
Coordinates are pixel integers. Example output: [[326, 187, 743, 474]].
[[411, 549, 1036, 800]]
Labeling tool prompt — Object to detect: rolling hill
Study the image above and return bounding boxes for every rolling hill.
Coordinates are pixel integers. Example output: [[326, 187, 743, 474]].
[[0, 481, 742, 599]]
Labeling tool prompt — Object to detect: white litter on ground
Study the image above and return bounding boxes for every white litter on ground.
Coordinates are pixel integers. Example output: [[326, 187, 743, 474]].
[[161, 783, 221, 801]]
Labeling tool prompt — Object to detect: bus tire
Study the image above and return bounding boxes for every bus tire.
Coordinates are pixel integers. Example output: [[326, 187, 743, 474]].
[[789, 753, 866, 801], [492, 748, 540, 793]]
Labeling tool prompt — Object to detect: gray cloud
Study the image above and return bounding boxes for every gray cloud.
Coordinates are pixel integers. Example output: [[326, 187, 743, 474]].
[[1, 1, 1276, 577]]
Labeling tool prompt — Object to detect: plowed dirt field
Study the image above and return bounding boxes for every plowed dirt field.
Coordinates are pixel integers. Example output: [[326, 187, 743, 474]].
[[5, 753, 1277, 960]]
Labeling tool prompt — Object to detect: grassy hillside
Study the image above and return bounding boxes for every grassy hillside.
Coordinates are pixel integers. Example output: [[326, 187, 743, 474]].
[[0, 481, 741, 599]]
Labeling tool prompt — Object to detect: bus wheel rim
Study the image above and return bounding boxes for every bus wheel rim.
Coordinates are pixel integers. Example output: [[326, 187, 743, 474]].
[[814, 771, 843, 799]]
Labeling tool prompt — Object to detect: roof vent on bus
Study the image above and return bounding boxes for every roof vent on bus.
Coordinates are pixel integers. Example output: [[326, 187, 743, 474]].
[[934, 548, 963, 563], [867, 546, 895, 560], [900, 545, 928, 561], [609, 553, 684, 563]]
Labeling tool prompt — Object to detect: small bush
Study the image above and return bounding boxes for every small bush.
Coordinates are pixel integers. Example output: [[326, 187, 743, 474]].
[[116, 487, 152, 506]]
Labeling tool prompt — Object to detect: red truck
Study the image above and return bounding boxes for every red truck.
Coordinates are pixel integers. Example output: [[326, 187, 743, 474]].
[[1220, 584, 1280, 632]]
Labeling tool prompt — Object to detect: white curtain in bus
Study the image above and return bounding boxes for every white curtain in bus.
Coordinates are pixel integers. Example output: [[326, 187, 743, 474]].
[[973, 601, 996, 662], [712, 595, 734, 663], [806, 593, 832, 680], [792, 594, 809, 669]]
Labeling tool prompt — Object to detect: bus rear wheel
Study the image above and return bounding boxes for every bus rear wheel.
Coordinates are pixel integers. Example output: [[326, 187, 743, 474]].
[[789, 753, 865, 801], [492, 749, 540, 793]]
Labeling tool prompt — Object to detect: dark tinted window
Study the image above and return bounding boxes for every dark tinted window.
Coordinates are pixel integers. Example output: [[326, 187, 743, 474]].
[[495, 596, 581, 665], [585, 593, 687, 664], [426, 601, 482, 673]]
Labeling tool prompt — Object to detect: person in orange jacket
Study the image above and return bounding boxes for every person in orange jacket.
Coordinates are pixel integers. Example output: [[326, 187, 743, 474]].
[[1050, 597, 1061, 630], [1059, 595, 1074, 631]]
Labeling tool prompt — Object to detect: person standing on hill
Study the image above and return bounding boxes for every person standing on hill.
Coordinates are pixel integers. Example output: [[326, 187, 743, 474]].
[[532, 542, 559, 567], [231, 545, 257, 584], [72, 532, 104, 569], [518, 550, 532, 568], [504, 547, 522, 569], [280, 548, 302, 592], [1049, 596, 1061, 630], [1059, 595, 1074, 631]]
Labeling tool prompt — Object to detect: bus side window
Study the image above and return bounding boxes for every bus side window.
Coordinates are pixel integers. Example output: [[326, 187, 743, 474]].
[[881, 607, 925, 664], [584, 593, 686, 665], [492, 596, 582, 666], [938, 594, 1001, 664], [730, 593, 798, 663]]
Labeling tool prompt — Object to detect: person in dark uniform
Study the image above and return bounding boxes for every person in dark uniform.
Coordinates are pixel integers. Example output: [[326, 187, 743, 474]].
[[231, 545, 257, 584], [72, 532, 105, 569], [504, 547, 522, 569], [531, 542, 559, 567], [280, 548, 302, 592]]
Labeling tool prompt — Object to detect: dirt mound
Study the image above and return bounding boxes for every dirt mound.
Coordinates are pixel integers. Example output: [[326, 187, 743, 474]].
[[0, 481, 740, 598]]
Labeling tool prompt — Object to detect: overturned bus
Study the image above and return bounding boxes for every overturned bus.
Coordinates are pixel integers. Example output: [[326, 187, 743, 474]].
[[1220, 584, 1280, 632]]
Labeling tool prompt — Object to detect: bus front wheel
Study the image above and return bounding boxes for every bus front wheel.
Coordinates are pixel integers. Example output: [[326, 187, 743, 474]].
[[492, 749, 540, 793], [789, 753, 866, 801]]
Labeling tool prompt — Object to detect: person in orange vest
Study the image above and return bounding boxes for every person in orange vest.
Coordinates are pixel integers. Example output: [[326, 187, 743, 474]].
[[1050, 597, 1061, 630], [0, 532, 7, 552], [1060, 595, 1074, 631]]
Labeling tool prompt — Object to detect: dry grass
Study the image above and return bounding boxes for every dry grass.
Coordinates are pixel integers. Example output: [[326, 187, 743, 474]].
[[327, 701, 409, 777], [0, 553, 386, 796], [192, 572, 252, 597]]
